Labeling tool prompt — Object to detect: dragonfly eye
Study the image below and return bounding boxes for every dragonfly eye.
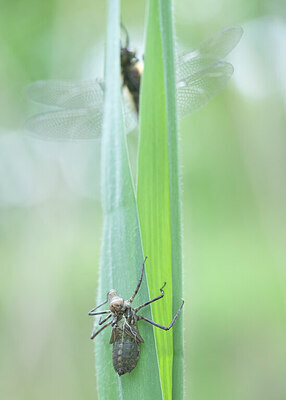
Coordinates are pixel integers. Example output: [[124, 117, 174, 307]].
[[120, 48, 137, 68], [109, 291, 125, 313], [110, 299, 124, 313]]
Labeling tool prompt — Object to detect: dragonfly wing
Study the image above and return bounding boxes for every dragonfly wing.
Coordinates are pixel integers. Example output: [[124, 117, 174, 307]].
[[26, 107, 103, 140], [123, 96, 138, 134], [26, 78, 137, 139], [177, 61, 234, 119], [25, 79, 104, 109], [176, 26, 243, 82]]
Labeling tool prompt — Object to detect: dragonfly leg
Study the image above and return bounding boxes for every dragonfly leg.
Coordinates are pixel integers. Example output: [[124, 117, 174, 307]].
[[98, 313, 112, 326], [128, 256, 147, 303], [137, 299, 184, 330], [88, 309, 110, 316], [134, 282, 166, 313], [88, 293, 109, 315], [90, 320, 113, 340]]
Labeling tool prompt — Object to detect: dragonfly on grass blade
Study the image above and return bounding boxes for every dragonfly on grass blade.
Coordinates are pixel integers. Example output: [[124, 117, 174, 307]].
[[88, 257, 184, 376], [25, 26, 243, 141]]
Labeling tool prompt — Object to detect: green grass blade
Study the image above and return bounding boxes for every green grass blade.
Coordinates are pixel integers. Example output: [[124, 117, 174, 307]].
[[94, 1, 163, 399], [158, 2, 184, 399], [137, 1, 183, 399]]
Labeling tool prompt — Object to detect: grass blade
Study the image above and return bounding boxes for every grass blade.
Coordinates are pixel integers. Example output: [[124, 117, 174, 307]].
[[94, 1, 163, 399], [137, 0, 183, 399], [158, 2, 184, 399]]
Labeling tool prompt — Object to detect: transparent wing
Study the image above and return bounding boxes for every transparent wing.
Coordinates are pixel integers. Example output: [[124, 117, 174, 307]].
[[25, 25, 242, 139], [26, 100, 137, 141], [176, 26, 243, 82], [122, 97, 138, 134], [25, 79, 105, 109], [177, 61, 234, 119], [26, 108, 103, 141]]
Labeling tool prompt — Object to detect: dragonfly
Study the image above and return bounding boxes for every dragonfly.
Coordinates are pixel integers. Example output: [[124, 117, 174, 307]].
[[25, 26, 243, 140], [88, 257, 184, 376]]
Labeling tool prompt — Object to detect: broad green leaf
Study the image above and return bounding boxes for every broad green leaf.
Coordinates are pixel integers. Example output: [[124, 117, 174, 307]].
[[94, 1, 163, 399], [137, 1, 183, 400]]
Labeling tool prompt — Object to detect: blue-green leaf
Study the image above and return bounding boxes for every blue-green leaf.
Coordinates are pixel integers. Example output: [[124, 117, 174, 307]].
[[94, 1, 163, 399]]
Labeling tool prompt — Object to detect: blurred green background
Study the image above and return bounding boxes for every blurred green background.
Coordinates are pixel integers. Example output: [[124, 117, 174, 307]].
[[1, 0, 286, 399]]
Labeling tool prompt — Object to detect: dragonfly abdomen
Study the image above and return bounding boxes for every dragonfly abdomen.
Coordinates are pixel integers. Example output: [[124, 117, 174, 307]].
[[112, 329, 140, 376]]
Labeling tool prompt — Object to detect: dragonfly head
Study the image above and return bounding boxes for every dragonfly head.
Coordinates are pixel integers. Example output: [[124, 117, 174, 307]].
[[120, 47, 138, 70], [108, 289, 126, 313]]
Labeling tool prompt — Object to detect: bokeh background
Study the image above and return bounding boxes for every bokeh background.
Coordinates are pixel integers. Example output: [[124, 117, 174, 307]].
[[1, 0, 286, 399]]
